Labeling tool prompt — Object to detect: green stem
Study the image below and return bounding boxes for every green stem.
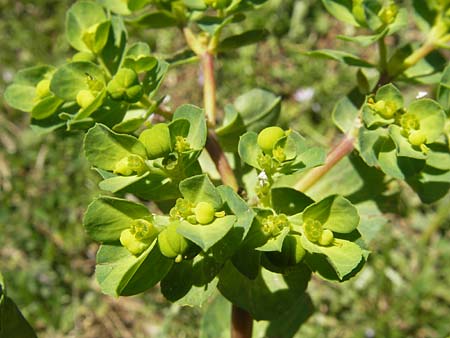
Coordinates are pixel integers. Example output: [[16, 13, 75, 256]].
[[378, 37, 388, 72], [401, 40, 435, 71], [202, 52, 217, 127], [96, 54, 112, 80], [294, 135, 355, 192]]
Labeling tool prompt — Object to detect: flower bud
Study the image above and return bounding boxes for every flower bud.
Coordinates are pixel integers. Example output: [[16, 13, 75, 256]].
[[194, 201, 215, 225], [76, 89, 96, 109], [158, 222, 193, 263], [139, 123, 172, 159], [265, 234, 306, 268], [378, 3, 398, 25], [318, 229, 334, 246], [35, 79, 51, 99], [120, 228, 152, 256], [257, 126, 286, 154]]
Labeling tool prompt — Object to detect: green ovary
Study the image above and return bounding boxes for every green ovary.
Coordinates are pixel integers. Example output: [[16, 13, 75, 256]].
[[408, 130, 427, 146], [257, 126, 285, 154], [303, 218, 323, 243], [194, 201, 215, 225]]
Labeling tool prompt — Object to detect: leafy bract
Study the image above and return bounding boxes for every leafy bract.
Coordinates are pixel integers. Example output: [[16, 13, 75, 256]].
[[84, 124, 147, 171]]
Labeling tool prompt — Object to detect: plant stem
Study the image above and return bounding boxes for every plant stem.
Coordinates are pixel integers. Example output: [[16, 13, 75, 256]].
[[206, 130, 239, 192], [402, 41, 435, 70], [294, 135, 355, 192], [378, 37, 388, 72], [231, 305, 253, 338], [202, 52, 217, 127]]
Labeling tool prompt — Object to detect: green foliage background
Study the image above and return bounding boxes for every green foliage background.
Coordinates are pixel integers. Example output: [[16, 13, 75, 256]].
[[0, 0, 449, 337]]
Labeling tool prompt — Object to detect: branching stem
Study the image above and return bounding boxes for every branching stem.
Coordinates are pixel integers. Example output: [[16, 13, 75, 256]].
[[294, 135, 355, 192]]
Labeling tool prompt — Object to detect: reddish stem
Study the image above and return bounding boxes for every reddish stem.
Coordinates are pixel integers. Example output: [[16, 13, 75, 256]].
[[231, 305, 253, 338], [294, 135, 355, 192]]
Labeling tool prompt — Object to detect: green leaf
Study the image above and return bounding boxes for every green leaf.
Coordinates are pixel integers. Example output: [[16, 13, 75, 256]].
[[177, 216, 236, 251], [4, 65, 55, 113], [100, 15, 128, 75], [200, 294, 230, 338], [361, 105, 394, 128], [143, 59, 169, 99], [172, 104, 207, 150], [210, 186, 255, 262], [358, 127, 386, 167], [437, 63, 450, 112], [112, 108, 154, 133], [216, 104, 246, 151], [332, 87, 364, 133], [31, 96, 64, 120], [123, 42, 157, 73], [389, 125, 427, 160], [271, 188, 314, 215], [301, 237, 364, 279], [234, 88, 281, 132], [427, 144, 450, 171], [408, 99, 446, 143], [0, 274, 37, 338], [218, 262, 311, 320], [238, 131, 261, 169], [305, 49, 375, 68], [302, 195, 360, 233], [412, 0, 437, 32], [377, 137, 425, 180], [96, 241, 172, 296], [84, 124, 147, 171], [337, 27, 388, 47], [66, 1, 107, 52], [161, 255, 222, 306], [84, 196, 151, 242], [179, 174, 223, 209], [218, 29, 269, 51], [133, 11, 178, 29], [376, 83, 403, 107], [321, 0, 359, 27], [256, 227, 290, 252], [98, 0, 149, 15], [50, 61, 105, 101]]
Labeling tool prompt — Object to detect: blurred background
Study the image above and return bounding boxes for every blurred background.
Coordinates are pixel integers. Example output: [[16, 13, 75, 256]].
[[0, 0, 449, 337]]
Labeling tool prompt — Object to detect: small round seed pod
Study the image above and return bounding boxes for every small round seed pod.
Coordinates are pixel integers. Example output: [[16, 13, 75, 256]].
[[257, 126, 285, 154], [318, 229, 334, 246], [194, 201, 215, 225], [158, 222, 192, 263], [76, 89, 96, 109], [408, 130, 427, 146], [35, 79, 51, 98]]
